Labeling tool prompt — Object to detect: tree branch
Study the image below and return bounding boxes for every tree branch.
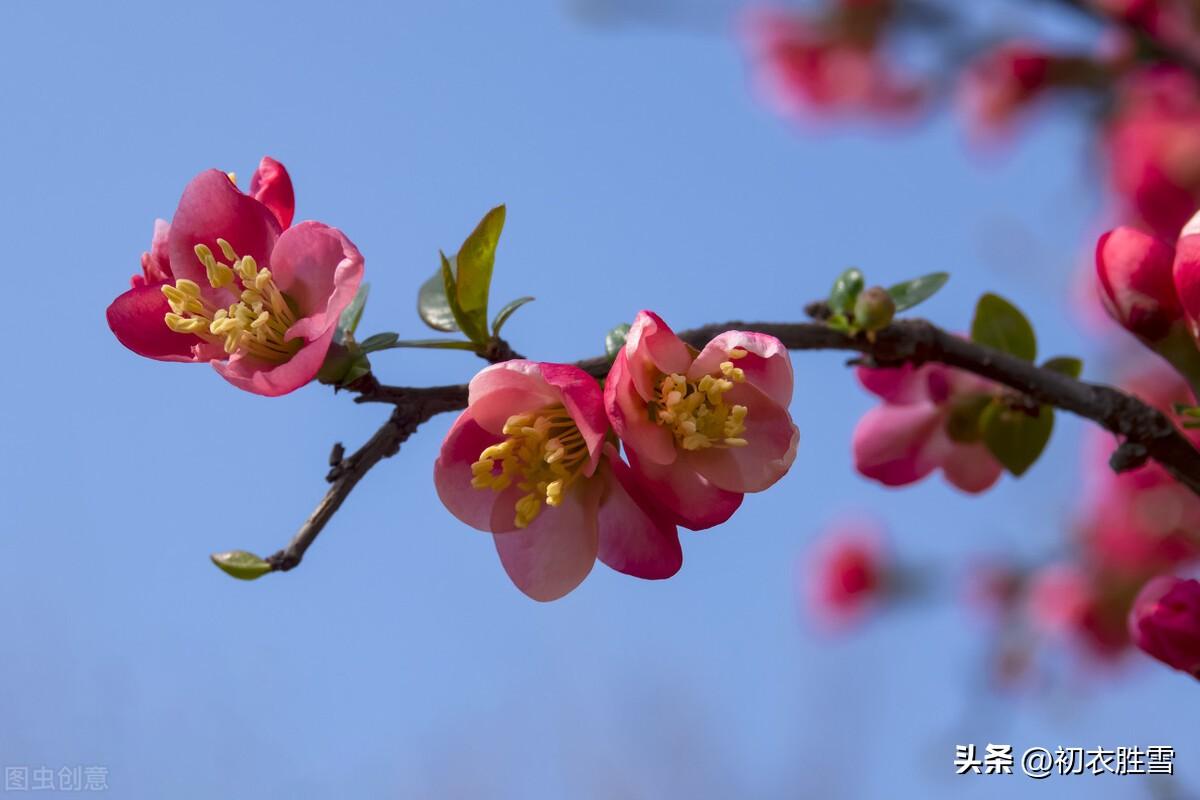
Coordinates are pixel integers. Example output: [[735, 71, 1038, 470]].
[[264, 312, 1200, 574]]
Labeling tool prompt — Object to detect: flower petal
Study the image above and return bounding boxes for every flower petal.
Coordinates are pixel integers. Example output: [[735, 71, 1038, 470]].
[[491, 480, 601, 601], [167, 169, 281, 297], [856, 363, 933, 404], [687, 383, 799, 493], [106, 282, 200, 362], [537, 363, 609, 477], [211, 325, 335, 397], [624, 311, 693, 400], [249, 156, 295, 230], [939, 440, 1004, 494], [1174, 209, 1200, 330], [434, 410, 504, 532], [270, 222, 364, 340], [604, 348, 677, 466], [626, 446, 743, 530], [596, 446, 682, 579], [687, 330, 794, 407], [467, 361, 570, 434], [851, 403, 949, 487]]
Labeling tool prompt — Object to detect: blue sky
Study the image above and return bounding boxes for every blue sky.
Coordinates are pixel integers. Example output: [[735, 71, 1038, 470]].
[[0, 1, 1196, 797]]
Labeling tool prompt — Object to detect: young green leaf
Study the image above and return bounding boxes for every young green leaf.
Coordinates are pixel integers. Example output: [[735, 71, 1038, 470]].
[[1041, 356, 1083, 379], [886, 272, 948, 313], [455, 205, 506, 338], [418, 264, 459, 332], [981, 402, 1054, 476], [605, 323, 631, 358], [358, 332, 401, 353], [442, 251, 488, 344], [371, 338, 478, 351], [829, 267, 865, 315], [211, 550, 272, 581], [491, 296, 536, 336], [335, 283, 370, 344], [971, 293, 1037, 361]]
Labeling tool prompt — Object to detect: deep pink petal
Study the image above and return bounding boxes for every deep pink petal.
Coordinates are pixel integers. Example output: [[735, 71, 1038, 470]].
[[687, 330, 794, 407], [604, 349, 677, 466], [270, 222, 364, 340], [596, 446, 682, 579], [1174, 210, 1200, 331], [626, 446, 743, 530], [249, 156, 295, 230], [856, 363, 933, 404], [167, 169, 281, 296], [467, 361, 568, 434], [1096, 226, 1180, 340], [537, 363, 609, 477], [491, 480, 601, 601], [939, 439, 1004, 494], [107, 282, 201, 362], [852, 403, 950, 487], [624, 311, 693, 400], [211, 325, 335, 397], [134, 219, 173, 287], [434, 411, 504, 532], [687, 384, 799, 493]]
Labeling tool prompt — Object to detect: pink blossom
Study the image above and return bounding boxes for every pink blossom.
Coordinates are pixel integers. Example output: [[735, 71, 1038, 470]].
[[960, 43, 1054, 135], [1095, 225, 1183, 343], [1026, 564, 1131, 658], [106, 161, 363, 397], [1129, 575, 1200, 678], [852, 362, 1003, 493], [603, 311, 799, 530], [435, 360, 682, 601], [804, 520, 886, 627]]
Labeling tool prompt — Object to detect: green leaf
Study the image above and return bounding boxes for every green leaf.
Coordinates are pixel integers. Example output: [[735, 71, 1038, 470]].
[[316, 344, 371, 387], [971, 293, 1037, 361], [829, 268, 865, 315], [418, 264, 459, 332], [981, 402, 1055, 476], [887, 272, 948, 313], [211, 550, 271, 581], [341, 357, 372, 385], [605, 323, 631, 358], [443, 251, 488, 344], [335, 283, 370, 344], [358, 332, 400, 353], [826, 313, 852, 333], [455, 205, 506, 339], [1041, 356, 1083, 379], [373, 338, 479, 351], [945, 395, 992, 443], [491, 296, 535, 336]]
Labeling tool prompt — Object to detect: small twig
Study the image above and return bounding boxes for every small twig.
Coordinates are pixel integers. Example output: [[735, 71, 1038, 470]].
[[266, 314, 1200, 574]]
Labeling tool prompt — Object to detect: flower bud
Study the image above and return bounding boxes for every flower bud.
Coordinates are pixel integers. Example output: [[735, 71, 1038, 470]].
[[1096, 225, 1182, 343], [853, 286, 895, 332], [1129, 575, 1200, 678]]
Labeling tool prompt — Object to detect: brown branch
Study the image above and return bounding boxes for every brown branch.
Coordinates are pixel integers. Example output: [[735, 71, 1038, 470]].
[[264, 313, 1200, 574], [1036, 0, 1200, 76]]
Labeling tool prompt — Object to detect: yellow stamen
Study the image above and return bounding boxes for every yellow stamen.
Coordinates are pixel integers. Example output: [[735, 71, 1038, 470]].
[[651, 351, 750, 450], [160, 239, 302, 363], [470, 404, 591, 528]]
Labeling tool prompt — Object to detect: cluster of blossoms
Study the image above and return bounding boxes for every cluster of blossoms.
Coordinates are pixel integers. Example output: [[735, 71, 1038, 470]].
[[435, 312, 798, 600]]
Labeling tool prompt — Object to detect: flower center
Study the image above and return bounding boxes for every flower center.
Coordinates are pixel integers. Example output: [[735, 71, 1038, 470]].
[[653, 348, 750, 450], [161, 238, 301, 364], [470, 405, 592, 529]]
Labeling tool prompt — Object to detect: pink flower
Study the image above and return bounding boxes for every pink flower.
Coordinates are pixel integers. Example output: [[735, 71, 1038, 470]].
[[1095, 225, 1183, 343], [960, 43, 1054, 134], [603, 311, 799, 530], [804, 520, 886, 627], [742, 4, 922, 121], [1173, 207, 1200, 337], [435, 360, 682, 601], [1026, 564, 1131, 658], [1129, 575, 1200, 677], [106, 160, 363, 397], [852, 362, 1003, 493]]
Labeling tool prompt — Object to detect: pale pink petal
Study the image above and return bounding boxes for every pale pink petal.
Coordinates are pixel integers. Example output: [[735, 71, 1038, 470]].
[[249, 156, 295, 230], [467, 361, 563, 434], [596, 447, 682, 579], [856, 363, 934, 404], [604, 349, 677, 466], [939, 439, 1004, 493], [626, 446, 743, 530], [852, 403, 951, 487], [687, 384, 799, 493], [491, 481, 601, 601], [624, 311, 693, 400], [270, 222, 364, 340], [434, 411, 505, 532], [688, 330, 794, 407], [212, 325, 335, 397]]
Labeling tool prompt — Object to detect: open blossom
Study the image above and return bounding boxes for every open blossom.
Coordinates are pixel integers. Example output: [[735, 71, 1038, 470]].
[[603, 311, 798, 530], [435, 360, 681, 601], [804, 520, 887, 627], [1129, 575, 1200, 678], [106, 160, 364, 397], [742, 3, 922, 121], [852, 362, 1003, 493]]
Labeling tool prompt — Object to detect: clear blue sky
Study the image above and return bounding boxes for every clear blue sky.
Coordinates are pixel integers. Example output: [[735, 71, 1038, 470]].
[[0, 1, 1195, 797]]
